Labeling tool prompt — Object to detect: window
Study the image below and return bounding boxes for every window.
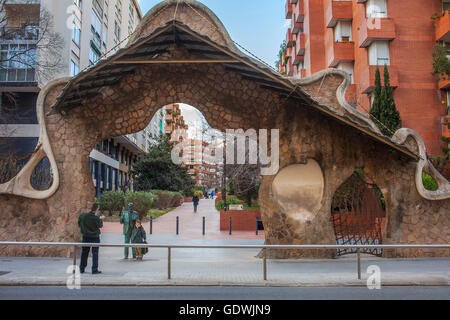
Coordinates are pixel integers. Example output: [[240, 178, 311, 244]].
[[366, 0, 387, 18], [72, 21, 81, 46], [334, 21, 352, 42], [447, 91, 450, 114], [0, 43, 36, 82], [89, 45, 100, 65], [368, 41, 390, 66], [444, 0, 450, 12], [114, 20, 121, 41], [91, 10, 102, 48], [337, 62, 354, 84], [74, 0, 83, 11], [70, 60, 79, 76]]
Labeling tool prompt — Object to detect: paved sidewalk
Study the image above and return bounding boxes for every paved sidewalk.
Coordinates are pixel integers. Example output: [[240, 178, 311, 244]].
[[101, 198, 265, 241], [0, 234, 449, 287]]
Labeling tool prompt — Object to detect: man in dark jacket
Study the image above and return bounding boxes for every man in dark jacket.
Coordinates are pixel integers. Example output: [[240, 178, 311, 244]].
[[193, 194, 200, 213], [78, 203, 104, 274]]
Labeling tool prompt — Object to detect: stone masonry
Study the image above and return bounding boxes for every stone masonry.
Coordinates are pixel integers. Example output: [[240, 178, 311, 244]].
[[0, 1, 448, 258]]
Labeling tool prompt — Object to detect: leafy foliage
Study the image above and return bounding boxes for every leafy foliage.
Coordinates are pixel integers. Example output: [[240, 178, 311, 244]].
[[432, 44, 450, 76], [124, 191, 156, 220], [99, 191, 126, 216], [132, 135, 195, 196], [275, 40, 287, 68], [422, 172, 438, 191], [151, 190, 184, 209]]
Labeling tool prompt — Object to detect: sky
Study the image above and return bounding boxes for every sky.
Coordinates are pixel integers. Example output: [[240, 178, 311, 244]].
[[136, 0, 287, 67]]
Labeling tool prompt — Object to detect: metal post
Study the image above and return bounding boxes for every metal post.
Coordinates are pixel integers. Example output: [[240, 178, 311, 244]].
[[202, 217, 205, 236], [72, 246, 77, 275], [357, 248, 361, 280], [263, 248, 267, 281], [176, 216, 179, 235], [150, 216, 153, 235], [229, 216, 232, 235], [255, 217, 258, 235], [168, 247, 171, 280]]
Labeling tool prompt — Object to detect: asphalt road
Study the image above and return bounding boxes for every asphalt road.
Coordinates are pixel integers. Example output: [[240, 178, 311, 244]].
[[0, 286, 449, 300]]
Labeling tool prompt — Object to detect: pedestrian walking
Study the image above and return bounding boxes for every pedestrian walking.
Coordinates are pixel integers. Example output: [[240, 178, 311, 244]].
[[193, 194, 200, 213], [131, 220, 147, 260], [78, 203, 104, 274], [120, 203, 139, 259]]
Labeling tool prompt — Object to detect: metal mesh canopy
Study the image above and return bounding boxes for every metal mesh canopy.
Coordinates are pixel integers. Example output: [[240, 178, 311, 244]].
[[48, 21, 419, 162]]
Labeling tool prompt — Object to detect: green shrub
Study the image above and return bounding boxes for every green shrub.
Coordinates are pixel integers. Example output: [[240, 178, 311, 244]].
[[215, 199, 243, 211], [99, 191, 125, 216], [152, 190, 184, 209], [422, 172, 438, 191], [124, 191, 156, 220]]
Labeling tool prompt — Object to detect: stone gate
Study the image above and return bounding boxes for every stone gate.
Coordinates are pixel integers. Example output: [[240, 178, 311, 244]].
[[0, 0, 449, 258]]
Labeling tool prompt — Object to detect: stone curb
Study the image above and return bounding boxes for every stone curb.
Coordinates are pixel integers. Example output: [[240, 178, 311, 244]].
[[1, 279, 448, 288]]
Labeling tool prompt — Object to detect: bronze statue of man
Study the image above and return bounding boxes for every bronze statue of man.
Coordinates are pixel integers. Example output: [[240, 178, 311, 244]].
[[120, 203, 139, 259]]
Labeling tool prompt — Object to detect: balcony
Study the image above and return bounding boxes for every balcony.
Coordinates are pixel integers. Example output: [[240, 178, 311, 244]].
[[328, 41, 355, 67], [435, 10, 450, 42], [360, 65, 399, 93], [293, 0, 304, 23], [359, 18, 396, 48], [326, 0, 353, 28], [291, 19, 303, 34], [0, 26, 39, 41], [293, 34, 305, 65], [285, 1, 293, 19], [286, 28, 295, 48]]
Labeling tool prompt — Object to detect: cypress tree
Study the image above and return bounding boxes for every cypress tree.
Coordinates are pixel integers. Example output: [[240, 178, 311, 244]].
[[369, 66, 382, 125], [379, 65, 402, 137]]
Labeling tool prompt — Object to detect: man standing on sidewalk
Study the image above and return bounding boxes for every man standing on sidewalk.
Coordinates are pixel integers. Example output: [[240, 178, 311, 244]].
[[78, 203, 104, 274]]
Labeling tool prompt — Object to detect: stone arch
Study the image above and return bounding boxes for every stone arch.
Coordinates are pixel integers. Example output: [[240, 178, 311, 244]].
[[0, 0, 448, 258]]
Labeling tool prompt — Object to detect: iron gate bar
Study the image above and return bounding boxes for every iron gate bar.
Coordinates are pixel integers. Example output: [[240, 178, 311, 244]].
[[331, 173, 385, 257]]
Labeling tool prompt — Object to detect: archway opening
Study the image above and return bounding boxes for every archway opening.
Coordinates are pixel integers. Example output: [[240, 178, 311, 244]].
[[87, 102, 264, 237], [330, 169, 386, 257]]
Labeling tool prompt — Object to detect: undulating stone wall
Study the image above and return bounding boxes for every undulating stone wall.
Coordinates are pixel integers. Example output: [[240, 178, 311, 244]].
[[0, 1, 448, 258], [260, 74, 450, 259]]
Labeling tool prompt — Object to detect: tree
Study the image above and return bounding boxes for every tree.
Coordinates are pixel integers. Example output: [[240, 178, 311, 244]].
[[132, 135, 195, 196], [370, 65, 402, 137], [379, 65, 402, 137], [369, 66, 382, 125], [224, 134, 261, 207]]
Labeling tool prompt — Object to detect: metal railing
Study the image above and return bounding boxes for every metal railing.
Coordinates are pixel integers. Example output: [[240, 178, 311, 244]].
[[0, 242, 449, 281]]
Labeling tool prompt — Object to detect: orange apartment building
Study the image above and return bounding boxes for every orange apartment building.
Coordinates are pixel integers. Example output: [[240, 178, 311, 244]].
[[281, 0, 450, 156], [164, 104, 188, 143], [182, 139, 221, 189], [163, 104, 220, 188]]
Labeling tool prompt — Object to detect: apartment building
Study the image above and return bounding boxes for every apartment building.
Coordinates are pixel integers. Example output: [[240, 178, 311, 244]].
[[183, 138, 220, 189], [164, 103, 188, 143], [281, 0, 450, 155], [0, 0, 143, 197]]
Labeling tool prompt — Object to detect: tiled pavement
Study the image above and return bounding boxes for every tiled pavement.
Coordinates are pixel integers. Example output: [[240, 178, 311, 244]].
[[101, 198, 265, 241], [0, 235, 449, 287], [0, 199, 448, 287]]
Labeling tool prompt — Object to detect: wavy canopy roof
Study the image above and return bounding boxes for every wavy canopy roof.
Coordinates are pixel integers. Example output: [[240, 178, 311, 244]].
[[49, 20, 419, 161]]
